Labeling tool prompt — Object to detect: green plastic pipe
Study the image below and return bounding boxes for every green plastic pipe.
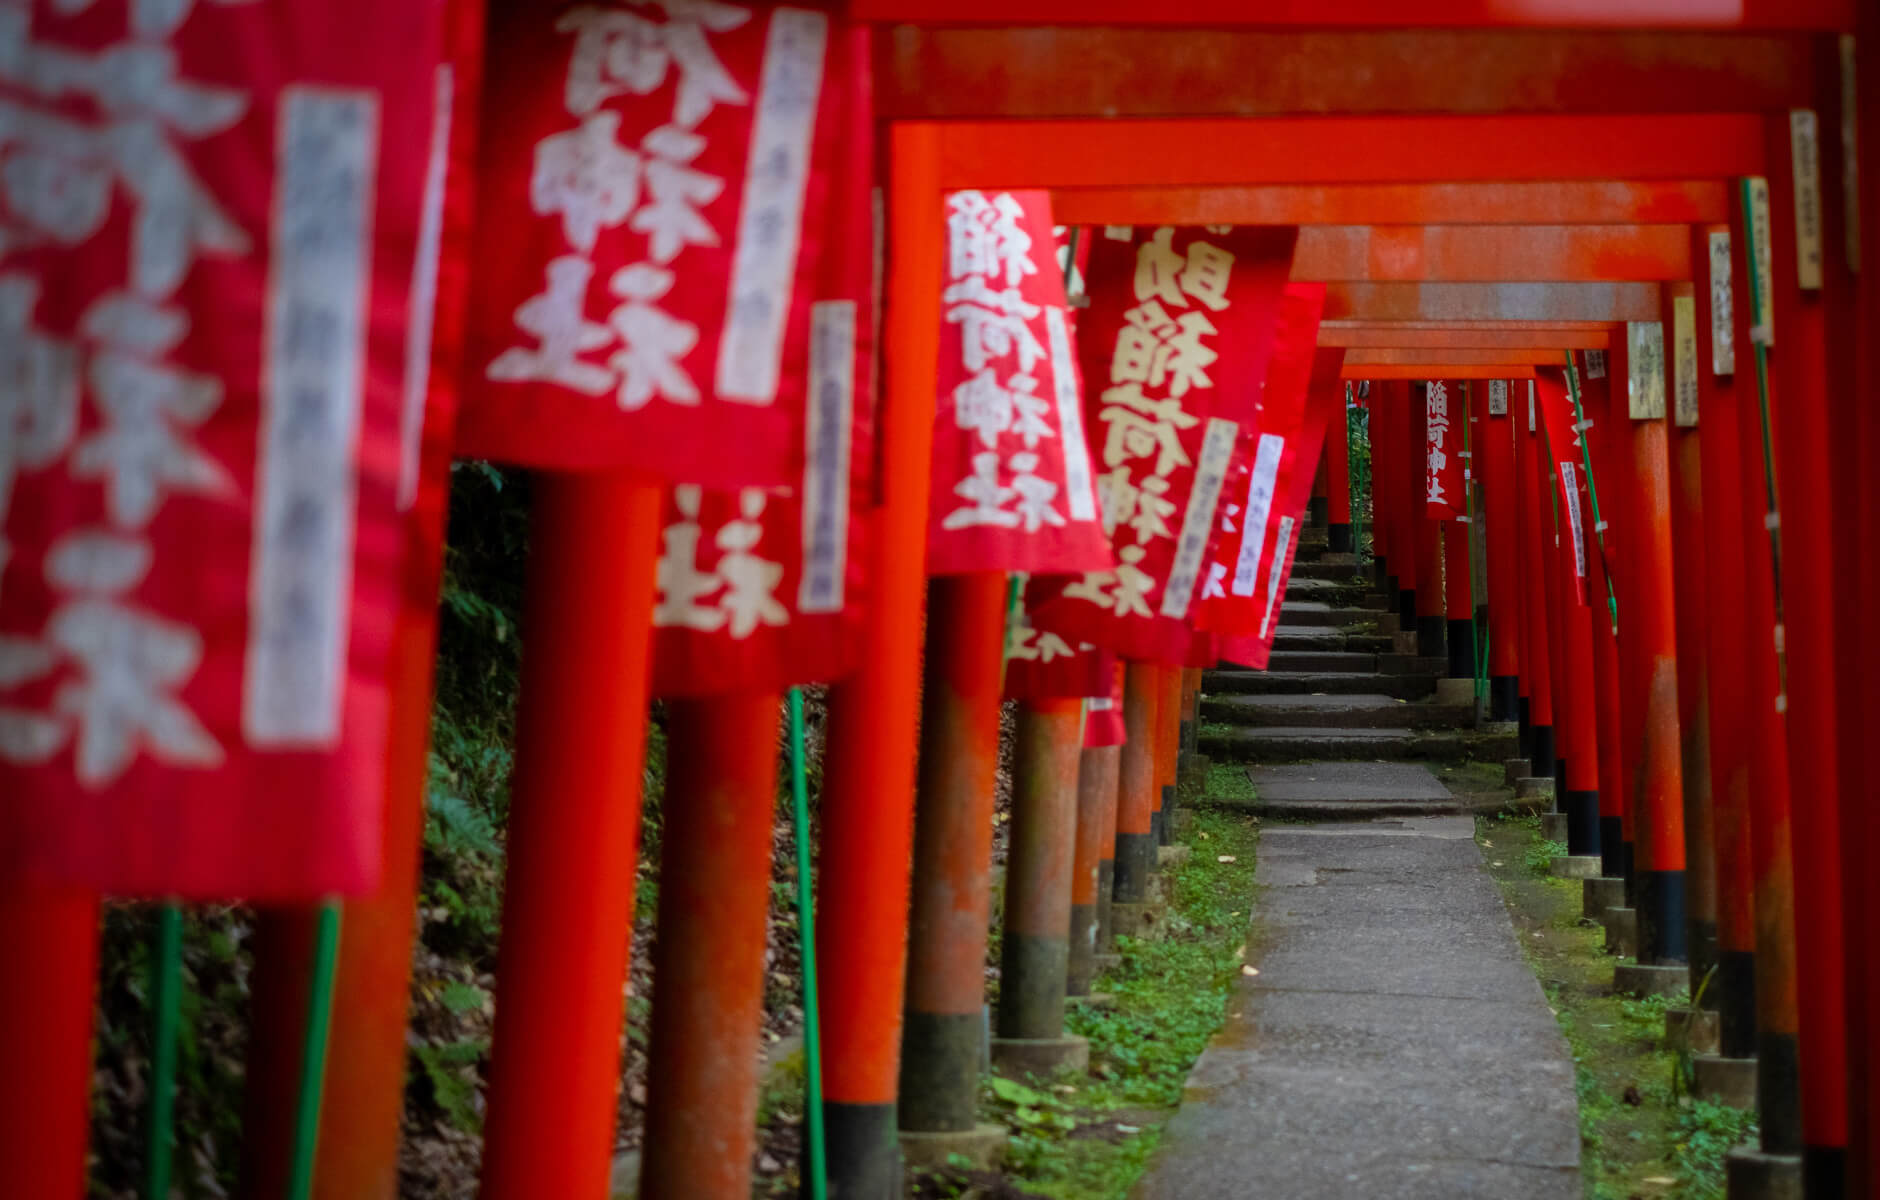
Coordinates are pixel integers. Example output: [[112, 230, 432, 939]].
[[787, 688, 827, 1200], [144, 903, 183, 1200], [287, 901, 342, 1200]]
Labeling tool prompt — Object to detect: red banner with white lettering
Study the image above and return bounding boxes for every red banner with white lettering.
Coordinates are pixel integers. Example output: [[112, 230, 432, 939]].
[[927, 192, 1109, 576], [457, 1, 862, 490], [1004, 581, 1113, 701], [1218, 354, 1344, 670], [1195, 287, 1327, 638], [1424, 380, 1465, 519], [1029, 225, 1298, 665], [1536, 368, 1591, 607], [649, 42, 872, 696], [1083, 660, 1125, 748], [0, 0, 451, 898]]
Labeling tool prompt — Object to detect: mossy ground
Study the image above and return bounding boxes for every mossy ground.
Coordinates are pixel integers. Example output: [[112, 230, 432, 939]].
[[1477, 811, 1755, 1200]]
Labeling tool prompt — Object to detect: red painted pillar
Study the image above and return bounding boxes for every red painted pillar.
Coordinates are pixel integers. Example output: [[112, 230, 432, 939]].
[[1607, 333, 1687, 967], [1514, 385, 1556, 780], [899, 572, 1009, 1134], [1730, 181, 1803, 1156], [1479, 381, 1522, 721], [479, 472, 661, 1200], [996, 698, 1085, 1048], [1112, 663, 1160, 906], [1663, 280, 1719, 1003], [1534, 415, 1571, 806], [815, 120, 942, 1194], [1371, 383, 1400, 597], [1543, 376, 1601, 862], [1326, 390, 1353, 554], [1442, 518, 1473, 681], [1392, 382, 1422, 631], [639, 695, 782, 1200], [1068, 741, 1120, 995], [1692, 222, 1758, 1060], [1153, 665, 1181, 845], [1581, 372, 1628, 886], [0, 888, 98, 1200], [1764, 107, 1850, 1187]]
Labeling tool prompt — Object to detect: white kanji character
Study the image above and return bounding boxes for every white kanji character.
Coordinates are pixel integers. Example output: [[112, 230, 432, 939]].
[[1062, 569, 1114, 609], [1125, 474, 1176, 544], [487, 256, 618, 394], [1109, 544, 1154, 618], [1035, 629, 1075, 662], [655, 484, 727, 631], [32, 530, 222, 785], [1133, 227, 1185, 307], [631, 124, 725, 264], [1180, 238, 1234, 311], [556, 2, 752, 128], [941, 451, 1017, 530], [608, 263, 701, 409], [1110, 299, 1175, 384], [943, 276, 1045, 373], [1009, 375, 1053, 448], [1097, 383, 1197, 475], [69, 293, 233, 529], [951, 367, 1014, 449], [715, 488, 787, 637], [1427, 381, 1450, 421], [1155, 311, 1218, 397], [1008, 452, 1064, 533], [1007, 621, 1040, 662], [1201, 559, 1228, 601], [0, 275, 80, 542], [946, 191, 1037, 287], [531, 110, 641, 254]]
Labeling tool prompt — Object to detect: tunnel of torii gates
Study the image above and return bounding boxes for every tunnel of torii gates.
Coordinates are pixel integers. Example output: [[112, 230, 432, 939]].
[[16, 3, 1880, 1200]]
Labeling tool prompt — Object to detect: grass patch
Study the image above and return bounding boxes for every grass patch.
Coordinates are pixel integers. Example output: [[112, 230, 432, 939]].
[[918, 808, 1260, 1199], [1477, 812, 1756, 1200], [1204, 761, 1257, 802]]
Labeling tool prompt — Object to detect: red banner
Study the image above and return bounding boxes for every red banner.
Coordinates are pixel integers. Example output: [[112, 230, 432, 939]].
[[1424, 379, 1465, 519], [457, 1, 863, 490], [1083, 660, 1125, 748], [1004, 580, 1112, 701], [1030, 225, 1297, 665], [1196, 287, 1327, 638], [0, 0, 450, 898], [1217, 355, 1344, 670], [927, 192, 1109, 575], [650, 42, 873, 696]]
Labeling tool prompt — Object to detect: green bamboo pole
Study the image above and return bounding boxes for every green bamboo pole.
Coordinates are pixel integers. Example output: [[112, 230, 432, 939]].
[[145, 903, 184, 1200], [1561, 354, 1620, 634], [286, 902, 342, 1200], [787, 688, 827, 1200]]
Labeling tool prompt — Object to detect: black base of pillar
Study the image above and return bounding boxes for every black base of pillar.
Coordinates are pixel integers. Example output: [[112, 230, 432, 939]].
[[1718, 949, 1757, 1058], [1148, 809, 1165, 850], [821, 1101, 902, 1200], [1553, 756, 1567, 814], [1399, 586, 1417, 627], [1599, 816, 1623, 878], [1804, 1145, 1846, 1198], [1759, 1030, 1803, 1155], [1446, 618, 1475, 679], [1328, 523, 1352, 553], [899, 1011, 983, 1131], [1529, 723, 1555, 780], [1637, 869, 1687, 964], [1622, 840, 1636, 904], [1416, 614, 1447, 659], [1688, 918, 1719, 1009], [1490, 676, 1519, 723], [1066, 903, 1097, 996], [1565, 790, 1600, 857], [1160, 785, 1175, 844], [1113, 833, 1157, 904], [1374, 555, 1389, 589], [997, 932, 1069, 1040], [1179, 718, 1195, 759], [1094, 859, 1115, 951], [1517, 696, 1532, 758]]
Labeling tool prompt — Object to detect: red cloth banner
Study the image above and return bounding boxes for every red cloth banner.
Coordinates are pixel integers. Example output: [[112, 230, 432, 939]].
[[1196, 287, 1327, 638], [1004, 579, 1113, 701], [1424, 379, 1465, 519], [649, 36, 873, 696], [1218, 354, 1344, 670], [0, 0, 449, 898], [927, 191, 1109, 575], [1030, 225, 1298, 665], [458, 1, 861, 489], [1082, 660, 1125, 748], [1535, 367, 1592, 606]]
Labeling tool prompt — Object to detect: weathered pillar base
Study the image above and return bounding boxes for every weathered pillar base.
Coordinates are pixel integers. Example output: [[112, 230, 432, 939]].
[[1489, 675, 1520, 722], [899, 1127, 1008, 1173], [1692, 1056, 1759, 1108], [990, 1035, 1089, 1081], [820, 1104, 903, 1200], [1434, 676, 1475, 705], [1665, 1007, 1721, 1055], [1613, 962, 1689, 999], [1541, 812, 1568, 843], [1068, 992, 1116, 1011], [1583, 877, 1626, 923], [1091, 953, 1122, 972], [1328, 522, 1352, 553], [1169, 809, 1196, 836], [1603, 907, 1638, 957], [1550, 855, 1602, 880], [1157, 844, 1191, 869], [1724, 1147, 1803, 1200], [1514, 776, 1554, 804], [1503, 757, 1533, 786], [1110, 902, 1167, 940], [1391, 630, 1420, 655]]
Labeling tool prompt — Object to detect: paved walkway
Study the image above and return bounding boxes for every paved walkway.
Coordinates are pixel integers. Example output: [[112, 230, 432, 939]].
[[1134, 815, 1581, 1200]]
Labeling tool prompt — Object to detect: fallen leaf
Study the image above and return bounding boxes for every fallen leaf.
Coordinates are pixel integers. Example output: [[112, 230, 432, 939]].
[[1491, 861, 1504, 867], [1216, 854, 1237, 863], [1622, 1085, 1643, 1107], [1241, 965, 1259, 977], [1115, 1123, 1141, 1134]]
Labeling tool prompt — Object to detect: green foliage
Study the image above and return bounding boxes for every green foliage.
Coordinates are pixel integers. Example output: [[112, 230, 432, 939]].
[[411, 1037, 491, 1133], [1205, 761, 1257, 801], [438, 981, 490, 1015], [1523, 835, 1568, 876], [1674, 1100, 1757, 1198]]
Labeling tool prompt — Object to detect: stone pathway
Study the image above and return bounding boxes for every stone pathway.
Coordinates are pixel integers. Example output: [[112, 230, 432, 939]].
[[1134, 816, 1581, 1199]]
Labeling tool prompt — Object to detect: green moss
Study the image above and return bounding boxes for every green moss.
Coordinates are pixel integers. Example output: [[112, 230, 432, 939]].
[[1204, 761, 1257, 802]]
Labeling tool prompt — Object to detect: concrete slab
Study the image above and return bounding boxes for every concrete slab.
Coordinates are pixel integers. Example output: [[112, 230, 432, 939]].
[[1228, 762, 1509, 821], [1262, 651, 1381, 673], [1203, 693, 1473, 730], [1136, 817, 1580, 1199], [1201, 726, 1517, 764], [1202, 670, 1436, 699]]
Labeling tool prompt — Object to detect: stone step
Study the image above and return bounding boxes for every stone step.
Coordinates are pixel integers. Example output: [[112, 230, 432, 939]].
[[1214, 762, 1506, 820], [1287, 560, 1369, 583], [1200, 725, 1518, 764], [1377, 654, 1449, 677], [1277, 601, 1396, 631], [1261, 650, 1380, 673], [1271, 627, 1394, 654], [1202, 670, 1437, 699], [1202, 693, 1475, 730]]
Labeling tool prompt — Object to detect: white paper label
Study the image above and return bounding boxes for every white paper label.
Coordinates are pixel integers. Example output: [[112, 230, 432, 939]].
[[1626, 321, 1666, 421], [798, 301, 854, 613], [1790, 110, 1824, 291], [1161, 417, 1238, 621], [1672, 295, 1698, 427], [1708, 230, 1736, 375], [1843, 36, 1862, 274], [1232, 433, 1287, 597], [1258, 516, 1295, 639], [1562, 462, 1587, 581], [1488, 379, 1508, 416], [1746, 175, 1775, 345], [1584, 349, 1607, 380], [1045, 306, 1097, 522]]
